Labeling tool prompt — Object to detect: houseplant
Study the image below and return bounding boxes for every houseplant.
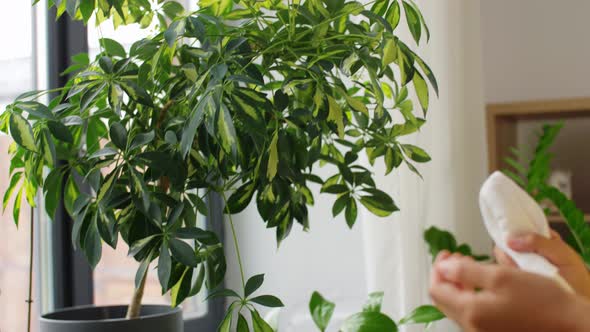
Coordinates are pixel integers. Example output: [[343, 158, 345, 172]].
[[1, 0, 438, 330]]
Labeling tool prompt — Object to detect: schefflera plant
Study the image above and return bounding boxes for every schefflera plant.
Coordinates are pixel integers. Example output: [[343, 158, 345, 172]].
[[1, 0, 437, 328]]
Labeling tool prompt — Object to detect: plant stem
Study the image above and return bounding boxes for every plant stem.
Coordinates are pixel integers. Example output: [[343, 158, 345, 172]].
[[126, 269, 148, 319], [221, 191, 246, 291], [26, 206, 34, 332]]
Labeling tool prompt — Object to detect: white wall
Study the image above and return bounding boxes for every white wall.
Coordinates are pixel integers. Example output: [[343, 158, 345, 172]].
[[480, 0, 590, 103]]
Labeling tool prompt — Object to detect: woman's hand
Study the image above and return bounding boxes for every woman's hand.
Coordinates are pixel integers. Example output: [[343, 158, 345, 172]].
[[429, 252, 590, 332], [494, 231, 590, 298]]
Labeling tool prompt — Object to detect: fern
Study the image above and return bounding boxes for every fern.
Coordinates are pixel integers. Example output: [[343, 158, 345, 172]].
[[504, 123, 563, 197], [502, 122, 590, 263], [539, 187, 590, 266]]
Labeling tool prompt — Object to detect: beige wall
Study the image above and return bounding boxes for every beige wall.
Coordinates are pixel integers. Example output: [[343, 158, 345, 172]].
[[480, 0, 590, 103]]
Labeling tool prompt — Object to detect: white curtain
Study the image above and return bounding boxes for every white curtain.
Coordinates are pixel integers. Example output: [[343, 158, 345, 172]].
[[361, 1, 491, 331]]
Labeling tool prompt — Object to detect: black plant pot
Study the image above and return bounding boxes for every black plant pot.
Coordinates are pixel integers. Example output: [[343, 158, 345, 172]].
[[40, 305, 183, 332]]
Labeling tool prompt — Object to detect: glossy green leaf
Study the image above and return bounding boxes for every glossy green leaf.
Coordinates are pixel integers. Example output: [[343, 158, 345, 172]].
[[250, 295, 284, 308], [129, 130, 155, 151], [401, 144, 431, 163], [169, 238, 199, 267], [100, 38, 126, 57], [237, 313, 249, 332], [403, 1, 421, 44], [245, 274, 265, 298], [48, 120, 74, 143], [345, 198, 358, 228], [363, 292, 384, 313], [399, 305, 445, 325], [267, 132, 278, 180], [250, 309, 274, 332], [359, 195, 398, 217], [9, 113, 37, 152], [309, 291, 335, 332], [158, 241, 172, 291], [341, 311, 398, 332], [170, 267, 193, 307], [109, 122, 128, 150], [227, 181, 256, 214], [413, 71, 429, 114]]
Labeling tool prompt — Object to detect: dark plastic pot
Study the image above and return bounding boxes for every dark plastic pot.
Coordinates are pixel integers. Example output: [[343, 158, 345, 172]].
[[40, 305, 183, 332]]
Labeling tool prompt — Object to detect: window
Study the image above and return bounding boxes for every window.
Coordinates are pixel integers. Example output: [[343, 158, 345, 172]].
[[0, 2, 49, 332]]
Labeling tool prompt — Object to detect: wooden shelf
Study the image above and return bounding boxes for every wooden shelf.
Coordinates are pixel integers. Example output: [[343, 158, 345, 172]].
[[486, 97, 590, 172]]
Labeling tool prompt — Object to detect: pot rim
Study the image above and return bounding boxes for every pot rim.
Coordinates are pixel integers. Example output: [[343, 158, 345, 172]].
[[40, 304, 182, 324]]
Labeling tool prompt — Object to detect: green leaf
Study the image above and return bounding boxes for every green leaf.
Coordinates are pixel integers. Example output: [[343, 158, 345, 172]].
[[89, 147, 118, 159], [413, 71, 429, 114], [165, 19, 186, 47], [245, 274, 265, 298], [169, 238, 199, 267], [382, 38, 398, 68], [47, 120, 74, 143], [345, 198, 358, 228], [401, 144, 431, 163], [109, 122, 128, 150], [321, 184, 349, 194], [250, 295, 284, 308], [363, 292, 384, 313], [43, 168, 63, 219], [100, 38, 126, 57], [237, 313, 249, 332], [158, 241, 172, 291], [327, 96, 345, 138], [216, 103, 238, 158], [129, 130, 155, 151], [12, 188, 23, 226], [423, 226, 489, 261], [227, 181, 256, 214], [403, 0, 421, 44], [399, 305, 445, 325], [180, 94, 209, 157], [9, 113, 37, 152], [250, 309, 274, 332], [3, 172, 22, 213], [162, 1, 185, 18], [359, 195, 398, 217], [128, 234, 159, 256], [309, 291, 335, 332], [341, 311, 398, 332], [413, 53, 439, 96], [119, 80, 153, 106], [83, 215, 103, 268], [332, 194, 348, 217], [218, 307, 233, 332], [79, 0, 95, 22], [386, 0, 401, 30], [170, 266, 193, 307], [267, 132, 278, 180], [16, 101, 53, 119]]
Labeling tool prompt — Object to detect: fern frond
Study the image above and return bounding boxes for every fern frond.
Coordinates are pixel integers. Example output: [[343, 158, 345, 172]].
[[539, 186, 590, 266], [525, 123, 563, 193]]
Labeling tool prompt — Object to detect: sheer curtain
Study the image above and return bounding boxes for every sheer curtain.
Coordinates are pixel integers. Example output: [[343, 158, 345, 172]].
[[361, 1, 491, 331]]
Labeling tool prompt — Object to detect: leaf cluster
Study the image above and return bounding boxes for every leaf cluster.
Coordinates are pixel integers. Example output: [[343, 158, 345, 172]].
[[309, 291, 444, 331], [2, 0, 437, 311]]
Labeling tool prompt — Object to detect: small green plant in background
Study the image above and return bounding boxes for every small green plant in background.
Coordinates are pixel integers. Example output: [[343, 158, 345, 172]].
[[309, 291, 444, 332]]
